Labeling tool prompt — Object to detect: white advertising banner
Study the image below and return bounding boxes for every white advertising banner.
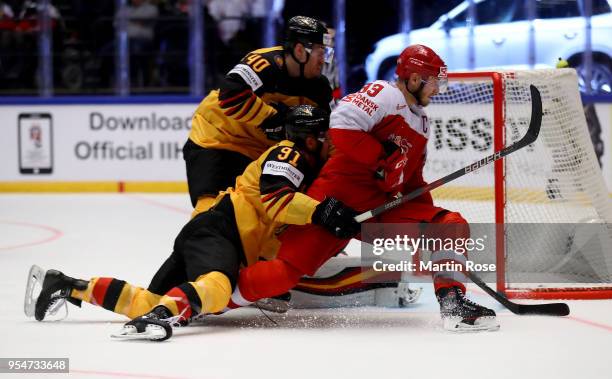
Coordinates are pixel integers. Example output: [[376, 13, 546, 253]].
[[424, 103, 496, 188], [423, 102, 612, 193], [0, 103, 195, 181], [0, 102, 610, 193]]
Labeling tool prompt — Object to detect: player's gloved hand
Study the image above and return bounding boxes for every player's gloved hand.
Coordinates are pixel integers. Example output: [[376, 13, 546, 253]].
[[312, 197, 361, 239], [259, 102, 289, 141], [375, 140, 407, 192]]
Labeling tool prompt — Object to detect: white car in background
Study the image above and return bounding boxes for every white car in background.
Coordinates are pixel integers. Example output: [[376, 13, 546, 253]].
[[365, 0, 612, 93]]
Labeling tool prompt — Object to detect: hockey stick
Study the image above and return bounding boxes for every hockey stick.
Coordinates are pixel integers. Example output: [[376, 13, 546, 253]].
[[465, 271, 570, 316], [354, 84, 543, 223], [354, 84, 569, 316]]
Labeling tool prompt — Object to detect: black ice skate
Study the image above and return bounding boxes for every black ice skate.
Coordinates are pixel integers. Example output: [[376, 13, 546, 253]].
[[436, 286, 500, 332], [111, 305, 180, 341], [24, 265, 88, 321]]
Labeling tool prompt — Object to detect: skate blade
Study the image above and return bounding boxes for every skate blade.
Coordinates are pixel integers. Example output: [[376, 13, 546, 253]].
[[443, 316, 500, 333], [24, 265, 46, 318], [190, 313, 207, 323], [111, 325, 169, 341]]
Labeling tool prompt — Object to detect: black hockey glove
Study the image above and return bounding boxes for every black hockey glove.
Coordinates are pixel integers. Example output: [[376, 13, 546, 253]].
[[312, 197, 361, 239], [259, 102, 289, 141], [381, 139, 400, 156]]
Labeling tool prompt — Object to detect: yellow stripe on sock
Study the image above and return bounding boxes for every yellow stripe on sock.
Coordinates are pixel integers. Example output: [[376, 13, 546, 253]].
[[192, 271, 232, 314], [126, 289, 162, 319]]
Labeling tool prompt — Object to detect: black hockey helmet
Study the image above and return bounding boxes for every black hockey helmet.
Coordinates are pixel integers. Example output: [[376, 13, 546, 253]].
[[285, 105, 329, 143], [284, 16, 334, 77], [284, 16, 328, 49]]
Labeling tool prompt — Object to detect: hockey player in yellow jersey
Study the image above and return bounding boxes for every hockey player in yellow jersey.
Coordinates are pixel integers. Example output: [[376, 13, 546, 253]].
[[25, 106, 360, 341], [185, 16, 334, 215]]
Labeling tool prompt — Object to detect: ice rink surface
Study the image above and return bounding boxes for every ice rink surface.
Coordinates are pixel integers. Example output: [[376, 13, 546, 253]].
[[1, 194, 611, 379]]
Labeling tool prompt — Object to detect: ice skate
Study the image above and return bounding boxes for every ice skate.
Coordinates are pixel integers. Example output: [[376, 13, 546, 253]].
[[436, 286, 500, 333], [24, 265, 88, 321], [111, 306, 179, 341]]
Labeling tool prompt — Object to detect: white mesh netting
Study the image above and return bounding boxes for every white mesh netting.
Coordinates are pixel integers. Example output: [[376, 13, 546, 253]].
[[425, 69, 612, 294]]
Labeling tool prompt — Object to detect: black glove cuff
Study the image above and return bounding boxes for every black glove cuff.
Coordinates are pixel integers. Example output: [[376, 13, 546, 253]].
[[381, 140, 399, 157]]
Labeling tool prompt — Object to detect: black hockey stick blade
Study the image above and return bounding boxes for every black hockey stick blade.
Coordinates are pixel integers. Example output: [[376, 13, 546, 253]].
[[466, 271, 570, 316], [516, 302, 570, 316], [525, 85, 543, 143], [504, 84, 542, 152], [355, 84, 544, 223]]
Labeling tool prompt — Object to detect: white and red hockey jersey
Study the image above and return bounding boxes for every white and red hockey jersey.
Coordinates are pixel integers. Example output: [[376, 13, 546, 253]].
[[311, 80, 433, 211]]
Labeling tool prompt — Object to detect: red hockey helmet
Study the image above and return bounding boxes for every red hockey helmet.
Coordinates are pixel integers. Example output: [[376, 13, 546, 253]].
[[395, 44, 447, 92]]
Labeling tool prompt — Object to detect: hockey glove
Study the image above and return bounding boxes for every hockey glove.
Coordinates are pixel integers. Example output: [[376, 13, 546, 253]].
[[259, 102, 289, 141], [312, 197, 361, 239], [375, 140, 407, 192]]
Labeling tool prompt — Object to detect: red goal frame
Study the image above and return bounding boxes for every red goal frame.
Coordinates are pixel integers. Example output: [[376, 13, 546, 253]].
[[448, 72, 612, 300]]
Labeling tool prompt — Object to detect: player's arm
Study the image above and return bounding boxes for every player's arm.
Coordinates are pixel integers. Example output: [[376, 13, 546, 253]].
[[259, 145, 319, 225], [260, 145, 359, 238], [329, 128, 385, 169], [218, 52, 285, 139]]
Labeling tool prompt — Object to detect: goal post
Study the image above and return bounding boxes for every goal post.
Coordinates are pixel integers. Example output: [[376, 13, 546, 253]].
[[425, 69, 612, 300]]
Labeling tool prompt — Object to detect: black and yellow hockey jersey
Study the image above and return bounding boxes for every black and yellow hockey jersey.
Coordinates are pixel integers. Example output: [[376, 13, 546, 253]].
[[189, 46, 333, 160], [208, 140, 320, 265]]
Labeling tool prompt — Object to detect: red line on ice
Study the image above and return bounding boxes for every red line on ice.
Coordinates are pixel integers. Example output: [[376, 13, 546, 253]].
[[471, 287, 612, 332], [0, 221, 63, 251], [124, 195, 190, 215], [567, 315, 612, 332]]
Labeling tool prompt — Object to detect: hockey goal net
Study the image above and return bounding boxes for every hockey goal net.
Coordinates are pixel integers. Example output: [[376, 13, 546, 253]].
[[424, 69, 612, 299]]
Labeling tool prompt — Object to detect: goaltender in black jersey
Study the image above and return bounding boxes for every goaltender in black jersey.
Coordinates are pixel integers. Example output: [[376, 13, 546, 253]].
[[185, 16, 334, 215]]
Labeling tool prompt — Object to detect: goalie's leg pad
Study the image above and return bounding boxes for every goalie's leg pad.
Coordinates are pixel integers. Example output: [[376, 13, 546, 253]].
[[290, 266, 423, 308], [252, 293, 292, 313], [376, 282, 423, 307]]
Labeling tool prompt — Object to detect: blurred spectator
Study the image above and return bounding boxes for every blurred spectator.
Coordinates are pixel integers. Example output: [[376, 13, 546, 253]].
[[201, 0, 273, 88], [64, 0, 115, 90], [6, 0, 63, 89], [0, 0, 467, 94], [127, 0, 158, 87], [206, 0, 249, 44], [15, 0, 62, 31], [0, 1, 14, 43], [206, 0, 271, 44], [0, 1, 13, 25], [0, 1, 15, 85], [156, 0, 189, 87]]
